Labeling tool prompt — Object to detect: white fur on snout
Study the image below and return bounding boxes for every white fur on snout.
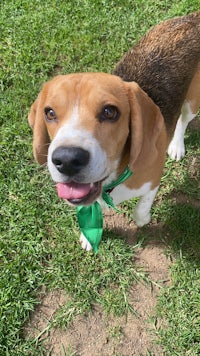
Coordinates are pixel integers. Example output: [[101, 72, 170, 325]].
[[47, 106, 111, 183]]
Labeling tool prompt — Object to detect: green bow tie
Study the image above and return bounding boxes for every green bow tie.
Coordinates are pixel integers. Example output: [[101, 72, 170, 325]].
[[77, 166, 133, 252]]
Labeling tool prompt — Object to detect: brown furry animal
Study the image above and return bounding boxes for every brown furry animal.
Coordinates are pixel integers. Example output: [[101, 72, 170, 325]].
[[29, 12, 200, 251]]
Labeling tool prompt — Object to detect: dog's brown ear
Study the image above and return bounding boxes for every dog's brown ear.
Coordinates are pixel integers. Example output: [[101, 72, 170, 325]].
[[125, 82, 166, 170], [28, 94, 50, 165]]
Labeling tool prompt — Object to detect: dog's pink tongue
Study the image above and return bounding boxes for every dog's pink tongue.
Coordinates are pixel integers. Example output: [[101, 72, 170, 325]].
[[56, 182, 91, 200]]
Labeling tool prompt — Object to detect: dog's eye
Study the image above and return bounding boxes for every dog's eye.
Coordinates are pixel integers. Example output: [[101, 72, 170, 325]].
[[44, 107, 57, 122], [98, 105, 120, 122]]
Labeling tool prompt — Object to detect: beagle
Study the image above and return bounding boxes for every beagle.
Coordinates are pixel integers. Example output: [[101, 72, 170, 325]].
[[28, 11, 200, 251]]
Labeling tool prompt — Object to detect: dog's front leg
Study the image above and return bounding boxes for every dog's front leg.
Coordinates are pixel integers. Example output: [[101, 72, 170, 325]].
[[133, 186, 159, 227], [80, 233, 93, 251]]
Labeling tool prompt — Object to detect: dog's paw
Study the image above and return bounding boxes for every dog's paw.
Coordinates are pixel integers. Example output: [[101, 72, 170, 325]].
[[80, 233, 93, 251], [133, 211, 151, 227], [167, 138, 185, 161]]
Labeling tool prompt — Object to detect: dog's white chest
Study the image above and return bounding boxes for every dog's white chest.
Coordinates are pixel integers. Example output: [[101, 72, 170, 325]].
[[109, 182, 152, 205]]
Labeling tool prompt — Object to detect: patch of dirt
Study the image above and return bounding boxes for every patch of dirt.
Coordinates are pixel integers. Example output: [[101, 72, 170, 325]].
[[170, 191, 200, 209], [25, 212, 171, 355], [104, 209, 138, 244]]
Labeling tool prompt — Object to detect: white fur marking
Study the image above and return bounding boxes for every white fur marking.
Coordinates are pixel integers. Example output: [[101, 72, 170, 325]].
[[110, 182, 159, 227], [133, 186, 159, 227], [48, 105, 110, 183], [80, 233, 92, 251], [110, 182, 152, 205], [168, 101, 196, 161]]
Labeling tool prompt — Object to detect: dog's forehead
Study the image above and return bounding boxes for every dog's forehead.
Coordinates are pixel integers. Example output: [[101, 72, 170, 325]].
[[43, 73, 129, 108], [43, 73, 131, 152]]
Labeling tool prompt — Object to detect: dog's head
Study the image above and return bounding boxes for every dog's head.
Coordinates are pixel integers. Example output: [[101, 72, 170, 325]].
[[28, 73, 164, 206]]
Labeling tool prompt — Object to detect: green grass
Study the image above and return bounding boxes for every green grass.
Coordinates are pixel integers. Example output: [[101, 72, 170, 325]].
[[0, 0, 200, 354]]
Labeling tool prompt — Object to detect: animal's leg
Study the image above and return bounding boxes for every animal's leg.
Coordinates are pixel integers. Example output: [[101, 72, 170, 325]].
[[80, 233, 92, 251], [133, 186, 159, 227], [168, 101, 196, 161]]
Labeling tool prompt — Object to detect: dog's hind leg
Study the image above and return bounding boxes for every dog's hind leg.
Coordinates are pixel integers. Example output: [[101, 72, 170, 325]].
[[167, 101, 196, 161], [168, 68, 200, 161]]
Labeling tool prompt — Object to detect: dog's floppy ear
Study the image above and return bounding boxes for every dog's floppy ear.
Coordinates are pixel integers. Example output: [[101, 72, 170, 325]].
[[125, 82, 166, 170], [28, 94, 50, 165]]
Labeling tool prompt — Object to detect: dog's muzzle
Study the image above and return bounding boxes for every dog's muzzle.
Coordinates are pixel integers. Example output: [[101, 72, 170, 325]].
[[51, 146, 104, 205]]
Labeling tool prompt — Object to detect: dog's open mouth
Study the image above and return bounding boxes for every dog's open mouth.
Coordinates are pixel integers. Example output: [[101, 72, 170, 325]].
[[56, 181, 102, 206]]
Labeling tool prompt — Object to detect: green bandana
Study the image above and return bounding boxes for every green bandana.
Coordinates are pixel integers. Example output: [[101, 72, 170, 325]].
[[77, 166, 133, 252]]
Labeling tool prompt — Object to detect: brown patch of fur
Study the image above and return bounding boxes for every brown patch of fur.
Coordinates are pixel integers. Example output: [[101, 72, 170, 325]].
[[113, 11, 200, 136], [186, 65, 200, 113], [119, 82, 167, 189]]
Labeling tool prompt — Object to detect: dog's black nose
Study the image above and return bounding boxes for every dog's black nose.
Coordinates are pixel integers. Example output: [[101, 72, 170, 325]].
[[52, 146, 90, 176]]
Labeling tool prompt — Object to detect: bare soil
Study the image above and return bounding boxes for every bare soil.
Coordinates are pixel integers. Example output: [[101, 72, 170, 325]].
[[25, 211, 171, 355]]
